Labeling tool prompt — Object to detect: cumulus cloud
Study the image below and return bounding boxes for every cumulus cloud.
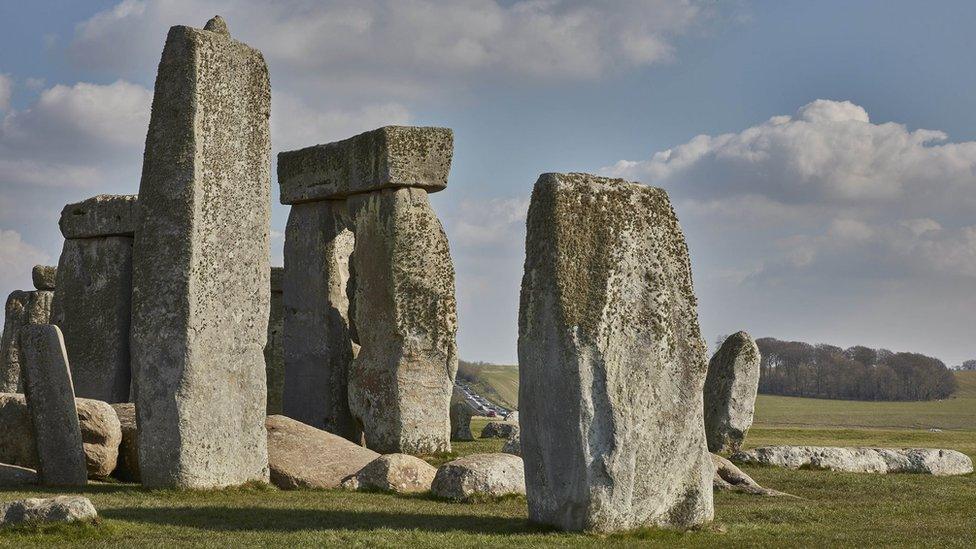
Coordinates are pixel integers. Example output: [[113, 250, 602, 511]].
[[606, 99, 976, 282], [0, 79, 151, 189], [0, 229, 51, 295], [71, 0, 706, 99]]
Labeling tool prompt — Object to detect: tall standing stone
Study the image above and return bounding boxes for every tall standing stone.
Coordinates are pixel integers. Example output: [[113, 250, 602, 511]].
[[347, 187, 458, 454], [130, 16, 271, 488], [18, 325, 87, 486], [51, 194, 137, 403], [265, 267, 285, 415], [450, 385, 476, 441], [518, 173, 713, 532], [1, 287, 54, 393], [280, 201, 357, 438], [277, 126, 456, 453], [704, 331, 760, 453]]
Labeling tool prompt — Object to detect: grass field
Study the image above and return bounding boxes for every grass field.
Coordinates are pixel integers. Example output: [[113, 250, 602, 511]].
[[463, 363, 519, 410], [2, 375, 973, 547]]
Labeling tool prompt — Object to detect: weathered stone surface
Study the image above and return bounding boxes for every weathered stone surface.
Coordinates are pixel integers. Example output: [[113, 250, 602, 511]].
[[51, 236, 133, 403], [1, 290, 52, 392], [267, 415, 377, 489], [281, 201, 357, 438], [502, 431, 521, 456], [18, 325, 87, 486], [431, 453, 525, 501], [75, 399, 121, 478], [480, 421, 518, 439], [0, 393, 122, 479], [265, 267, 284, 415], [731, 446, 974, 475], [111, 403, 139, 482], [341, 453, 437, 494], [505, 411, 519, 423], [278, 126, 453, 204], [704, 331, 760, 453], [518, 173, 713, 532], [347, 187, 458, 454], [32, 265, 57, 291], [711, 454, 791, 497], [0, 464, 37, 486], [450, 386, 475, 441], [0, 496, 97, 527], [130, 17, 271, 489], [59, 194, 138, 239]]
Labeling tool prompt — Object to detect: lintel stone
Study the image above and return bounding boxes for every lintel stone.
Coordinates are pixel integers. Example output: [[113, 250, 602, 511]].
[[277, 126, 453, 204], [59, 195, 138, 239]]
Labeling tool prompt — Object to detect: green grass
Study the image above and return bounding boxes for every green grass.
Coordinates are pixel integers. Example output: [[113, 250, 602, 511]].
[[754, 371, 976, 431], [464, 363, 519, 410], [2, 377, 974, 547]]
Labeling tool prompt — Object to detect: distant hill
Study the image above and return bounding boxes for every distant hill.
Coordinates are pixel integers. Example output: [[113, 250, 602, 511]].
[[457, 361, 519, 410]]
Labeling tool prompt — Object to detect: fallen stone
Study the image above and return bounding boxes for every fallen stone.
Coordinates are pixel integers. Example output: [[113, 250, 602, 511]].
[[111, 403, 139, 482], [450, 386, 475, 441], [711, 454, 792, 497], [341, 453, 437, 494], [480, 421, 517, 439], [704, 331, 761, 453], [278, 126, 453, 204], [265, 267, 284, 415], [58, 194, 138, 239], [731, 446, 974, 475], [1, 290, 53, 393], [267, 415, 378, 489], [281, 200, 358, 439], [0, 496, 97, 528], [18, 325, 87, 486], [0, 393, 122, 479], [518, 173, 713, 532], [51, 236, 133, 403], [31, 266, 57, 291], [0, 464, 37, 486], [347, 187, 458, 454], [130, 16, 271, 489], [502, 431, 521, 457], [431, 453, 525, 501]]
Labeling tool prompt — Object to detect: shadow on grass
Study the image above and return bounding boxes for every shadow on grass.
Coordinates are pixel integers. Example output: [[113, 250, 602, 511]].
[[101, 506, 546, 535]]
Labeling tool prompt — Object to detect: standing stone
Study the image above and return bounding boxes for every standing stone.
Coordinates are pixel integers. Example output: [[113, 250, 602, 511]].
[[1, 290, 53, 393], [18, 325, 87, 486], [51, 194, 137, 403], [704, 331, 760, 453], [347, 187, 458, 454], [265, 267, 285, 415], [31, 266, 57, 291], [450, 386, 475, 441], [281, 201, 357, 438], [130, 16, 271, 488], [518, 173, 713, 532]]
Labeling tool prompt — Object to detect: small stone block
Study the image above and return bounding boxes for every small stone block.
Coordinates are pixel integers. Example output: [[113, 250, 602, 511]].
[[59, 195, 138, 239]]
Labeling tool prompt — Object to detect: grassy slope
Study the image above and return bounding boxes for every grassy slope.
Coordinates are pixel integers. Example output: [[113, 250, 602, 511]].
[[3, 377, 975, 547], [464, 364, 519, 410]]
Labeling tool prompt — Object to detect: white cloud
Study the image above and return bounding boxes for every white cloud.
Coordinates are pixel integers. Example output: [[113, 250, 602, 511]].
[[71, 0, 707, 98], [271, 93, 411, 153], [0, 73, 12, 111], [0, 229, 51, 295], [0, 79, 151, 188]]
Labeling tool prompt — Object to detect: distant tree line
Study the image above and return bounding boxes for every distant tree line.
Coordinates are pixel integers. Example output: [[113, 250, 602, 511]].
[[957, 360, 976, 371], [456, 360, 490, 383], [756, 338, 958, 401]]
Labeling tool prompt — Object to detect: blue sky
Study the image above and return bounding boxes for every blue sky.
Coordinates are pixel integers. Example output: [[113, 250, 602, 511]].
[[2, 1, 975, 366]]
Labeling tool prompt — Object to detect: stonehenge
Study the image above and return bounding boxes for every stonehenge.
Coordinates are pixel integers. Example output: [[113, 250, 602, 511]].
[[51, 194, 137, 403], [704, 331, 761, 453], [518, 173, 713, 532], [278, 125, 458, 454], [18, 325, 87, 486], [129, 16, 271, 489], [1, 270, 55, 392], [450, 386, 476, 441]]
